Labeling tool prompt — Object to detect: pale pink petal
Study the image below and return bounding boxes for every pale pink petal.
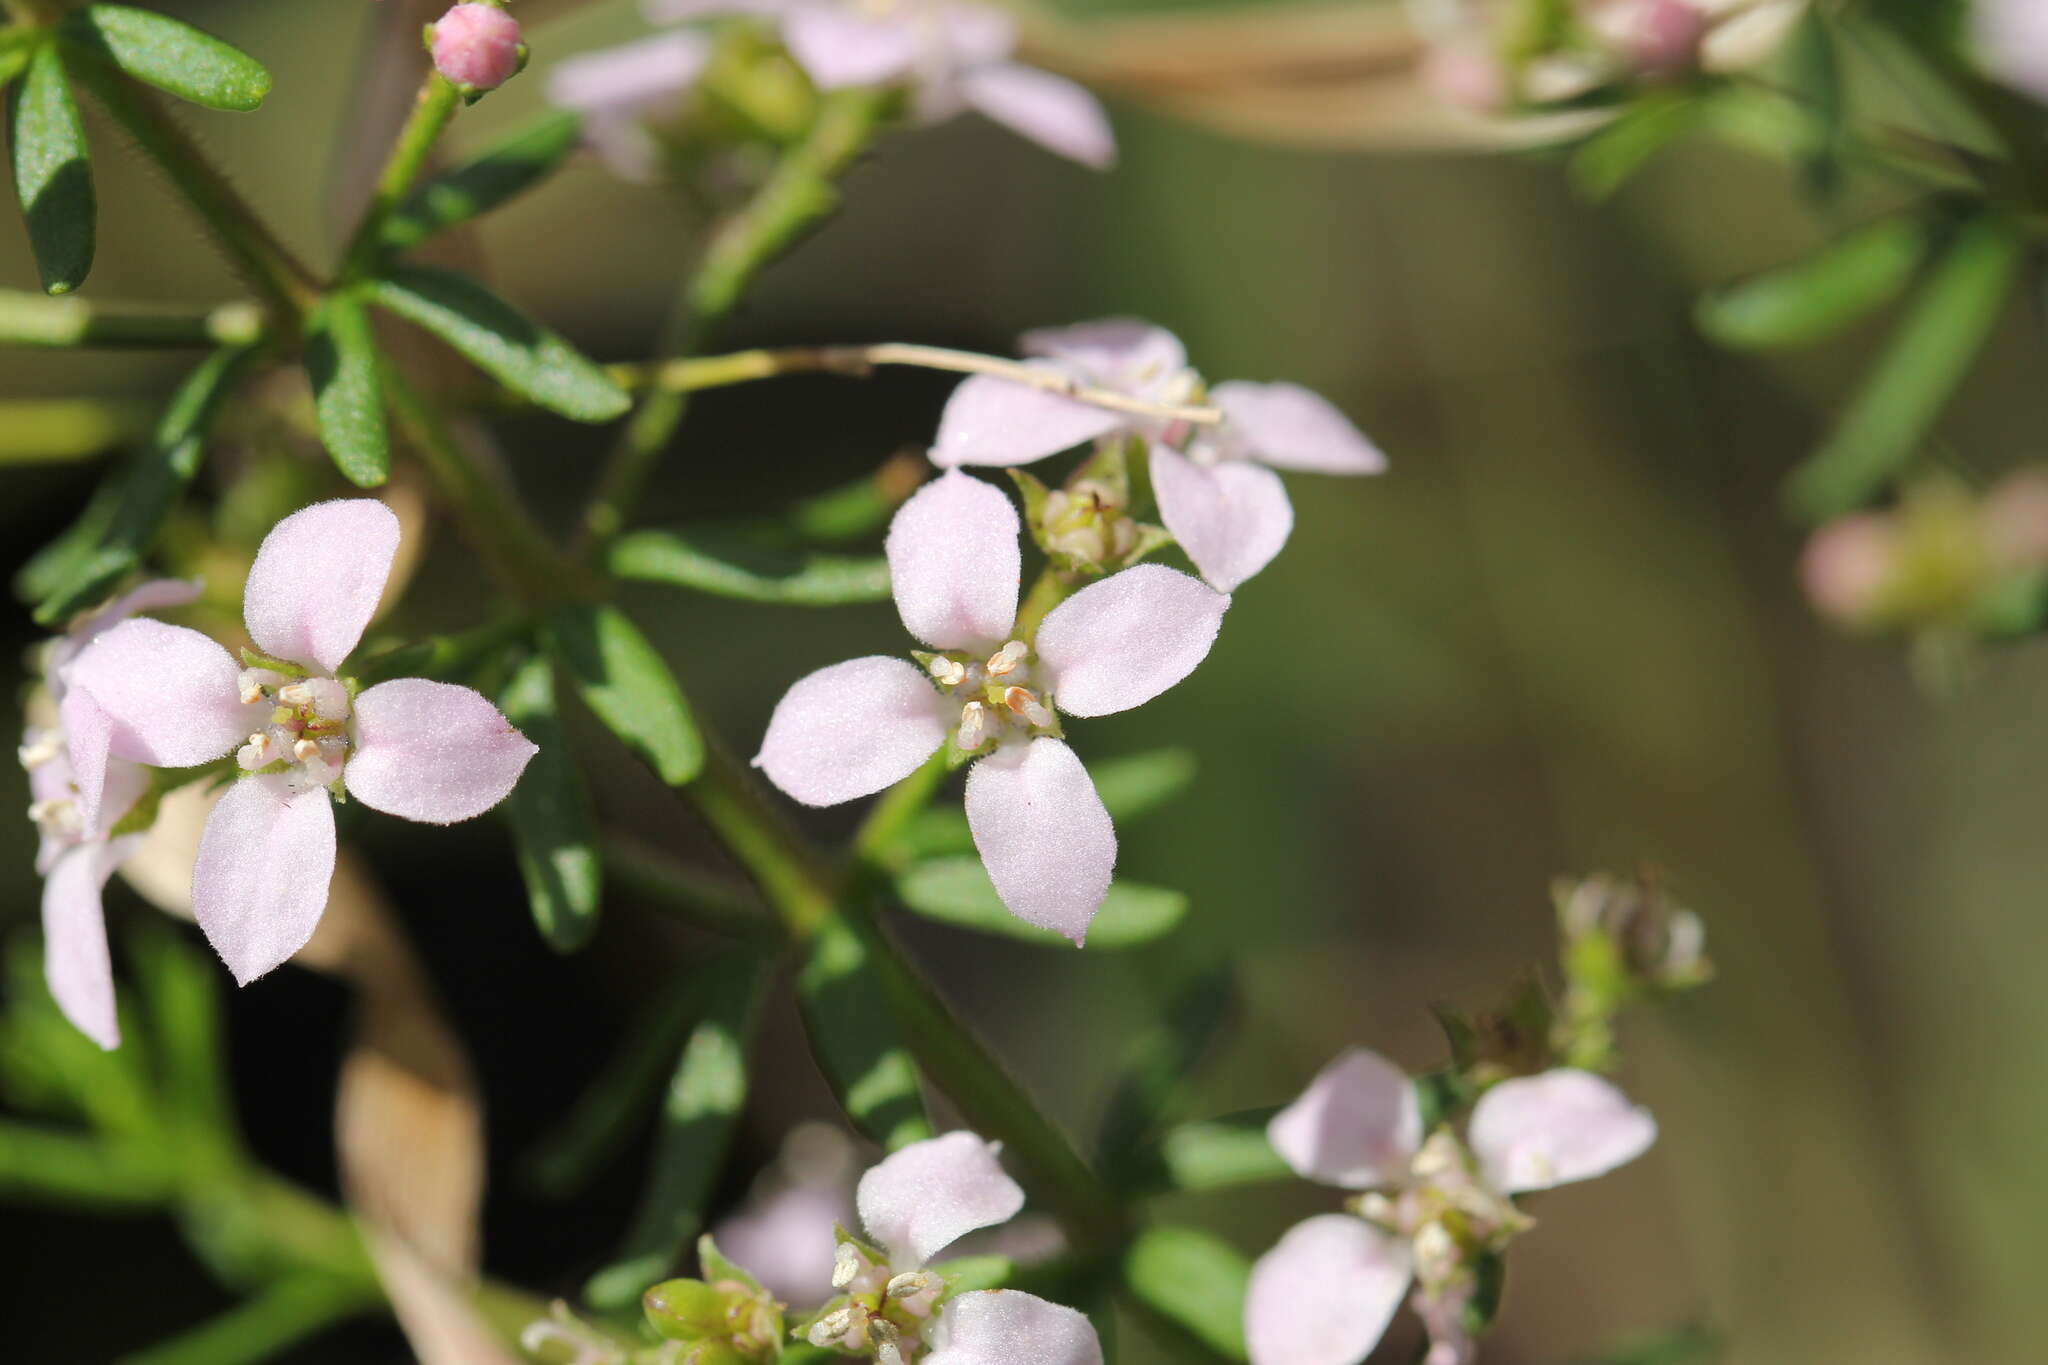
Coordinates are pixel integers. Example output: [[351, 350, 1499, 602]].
[[1468, 1069, 1657, 1194], [191, 776, 336, 986], [546, 31, 710, 116], [41, 838, 138, 1050], [1035, 565, 1229, 718], [1151, 446, 1294, 592], [56, 686, 114, 838], [857, 1131, 1025, 1267], [644, 0, 793, 19], [886, 470, 1021, 651], [1977, 0, 2048, 103], [345, 679, 538, 825], [710, 1182, 854, 1307], [783, 6, 921, 88], [926, 1290, 1103, 1365], [1020, 318, 1185, 392], [959, 63, 1116, 169], [929, 372, 1127, 470], [1267, 1048, 1422, 1189], [754, 656, 949, 806], [1213, 382, 1387, 475], [62, 619, 249, 770], [935, 4, 1017, 66], [54, 577, 203, 674], [243, 499, 400, 673], [1246, 1214, 1411, 1365], [963, 738, 1113, 944]]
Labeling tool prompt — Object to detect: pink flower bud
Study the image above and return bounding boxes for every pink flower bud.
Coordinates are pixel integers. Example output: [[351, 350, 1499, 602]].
[[1980, 469, 2048, 570], [1800, 513, 1898, 626], [431, 4, 523, 91]]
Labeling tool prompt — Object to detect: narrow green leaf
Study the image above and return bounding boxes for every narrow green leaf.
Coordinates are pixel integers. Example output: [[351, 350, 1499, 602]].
[[609, 527, 891, 605], [895, 858, 1187, 950], [1569, 92, 1700, 201], [498, 655, 602, 953], [0, 1124, 175, 1206], [60, 5, 271, 112], [0, 32, 35, 91], [1094, 970, 1238, 1172], [1785, 219, 2022, 520], [933, 1255, 1013, 1294], [796, 918, 934, 1151], [1123, 1225, 1250, 1361], [305, 292, 390, 488], [9, 43, 94, 295], [1696, 217, 1926, 350], [127, 923, 239, 1174], [368, 265, 630, 422], [383, 111, 581, 250], [585, 952, 767, 1311], [1154, 1111, 1290, 1192], [15, 465, 121, 604], [899, 748, 1195, 859], [544, 602, 704, 786], [33, 343, 257, 624], [790, 464, 911, 544], [113, 1276, 375, 1365]]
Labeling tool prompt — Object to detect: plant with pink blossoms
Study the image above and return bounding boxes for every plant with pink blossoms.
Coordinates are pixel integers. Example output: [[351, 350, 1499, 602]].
[[931, 319, 1387, 592], [1246, 1049, 1657, 1365], [755, 469, 1228, 941], [58, 500, 537, 987]]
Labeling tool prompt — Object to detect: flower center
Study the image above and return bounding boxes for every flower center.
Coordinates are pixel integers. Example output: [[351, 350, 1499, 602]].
[[236, 669, 353, 791], [810, 1244, 944, 1364], [923, 640, 1058, 752]]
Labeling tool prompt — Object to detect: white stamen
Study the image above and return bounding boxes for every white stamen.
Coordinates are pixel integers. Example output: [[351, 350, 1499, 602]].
[[831, 1241, 863, 1290], [238, 667, 285, 706], [928, 656, 967, 687], [237, 732, 275, 771], [17, 735, 62, 769], [885, 1270, 943, 1319], [292, 738, 320, 762], [1003, 686, 1054, 729], [956, 701, 989, 751], [986, 641, 1029, 677], [277, 681, 314, 707]]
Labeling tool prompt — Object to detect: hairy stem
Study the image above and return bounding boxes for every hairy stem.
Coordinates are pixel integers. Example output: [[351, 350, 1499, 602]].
[[337, 73, 462, 281]]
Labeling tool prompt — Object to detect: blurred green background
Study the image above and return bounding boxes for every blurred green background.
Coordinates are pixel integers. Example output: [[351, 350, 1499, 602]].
[[4, 1, 2041, 1361]]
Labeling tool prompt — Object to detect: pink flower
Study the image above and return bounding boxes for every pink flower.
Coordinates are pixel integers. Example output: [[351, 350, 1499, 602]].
[[643, 0, 1116, 167], [1246, 1050, 1656, 1365], [24, 579, 201, 1048], [802, 1131, 1103, 1364], [431, 4, 525, 92], [931, 320, 1386, 592], [754, 471, 1228, 942], [59, 501, 538, 986], [546, 30, 713, 181], [1977, 0, 2048, 105]]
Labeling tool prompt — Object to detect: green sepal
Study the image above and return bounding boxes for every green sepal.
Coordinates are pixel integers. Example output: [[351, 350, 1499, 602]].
[[237, 646, 307, 677], [699, 1233, 769, 1298], [1007, 467, 1052, 552]]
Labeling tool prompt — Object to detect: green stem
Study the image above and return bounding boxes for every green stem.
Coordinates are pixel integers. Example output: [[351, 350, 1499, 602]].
[[684, 743, 839, 942], [602, 832, 780, 941], [576, 87, 891, 555], [64, 54, 317, 313], [852, 752, 949, 867], [114, 1276, 379, 1365], [337, 73, 462, 282], [0, 291, 262, 348]]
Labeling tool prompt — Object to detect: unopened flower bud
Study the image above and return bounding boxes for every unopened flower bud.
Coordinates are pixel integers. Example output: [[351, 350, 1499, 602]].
[[1596, 0, 1710, 74], [1800, 512, 1898, 627], [430, 4, 525, 92], [1555, 870, 1711, 993], [644, 1278, 732, 1342], [1980, 468, 2048, 570]]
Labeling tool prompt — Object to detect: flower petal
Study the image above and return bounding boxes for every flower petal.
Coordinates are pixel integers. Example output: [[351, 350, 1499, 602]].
[[191, 776, 336, 986], [886, 470, 1022, 651], [926, 1290, 1104, 1365], [1214, 381, 1387, 475], [1246, 1214, 1412, 1365], [51, 576, 204, 677], [930, 372, 1127, 470], [936, 3, 1017, 66], [1020, 319, 1185, 393], [857, 1131, 1025, 1267], [1467, 1068, 1657, 1194], [709, 1181, 855, 1308], [61, 618, 249, 771], [1267, 1048, 1423, 1189], [754, 656, 949, 807], [958, 63, 1116, 169], [243, 499, 400, 673], [783, 5, 921, 88], [963, 737, 1113, 944], [41, 838, 137, 1050], [1035, 564, 1229, 718], [56, 686, 114, 838], [546, 30, 710, 117], [345, 679, 538, 824], [1152, 446, 1295, 592]]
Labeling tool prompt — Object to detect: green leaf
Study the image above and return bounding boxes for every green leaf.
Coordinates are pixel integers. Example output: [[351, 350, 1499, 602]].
[[0, 32, 35, 91], [585, 952, 767, 1311], [127, 923, 239, 1175], [895, 857, 1187, 950], [1122, 1225, 1250, 1361], [367, 265, 630, 422], [608, 527, 891, 605], [9, 43, 94, 295], [933, 1255, 1013, 1294], [1785, 219, 2022, 521], [1696, 217, 1926, 350], [497, 655, 602, 954], [304, 292, 390, 488], [33, 343, 258, 623], [60, 5, 271, 112], [1153, 1111, 1289, 1192], [14, 464, 120, 603], [383, 111, 580, 250], [796, 918, 934, 1151], [544, 602, 703, 786], [113, 1276, 375, 1365], [0, 1123, 175, 1206], [789, 465, 911, 544], [1094, 970, 1237, 1172], [1569, 92, 1700, 201], [899, 747, 1195, 859]]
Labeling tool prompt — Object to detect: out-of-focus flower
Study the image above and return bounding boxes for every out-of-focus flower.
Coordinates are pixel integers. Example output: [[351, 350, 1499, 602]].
[[60, 500, 537, 986], [430, 4, 527, 92], [711, 1121, 863, 1307], [1976, 0, 2048, 103], [932, 320, 1384, 592], [1246, 1049, 1655, 1365], [798, 1131, 1102, 1364], [546, 30, 714, 180], [755, 470, 1228, 941], [22, 579, 200, 1048]]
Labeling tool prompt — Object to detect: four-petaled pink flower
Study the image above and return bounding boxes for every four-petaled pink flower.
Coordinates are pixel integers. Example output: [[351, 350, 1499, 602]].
[[59, 500, 538, 986], [930, 319, 1387, 592], [24, 579, 201, 1048], [1246, 1049, 1657, 1365], [755, 470, 1228, 942], [803, 1130, 1102, 1365]]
